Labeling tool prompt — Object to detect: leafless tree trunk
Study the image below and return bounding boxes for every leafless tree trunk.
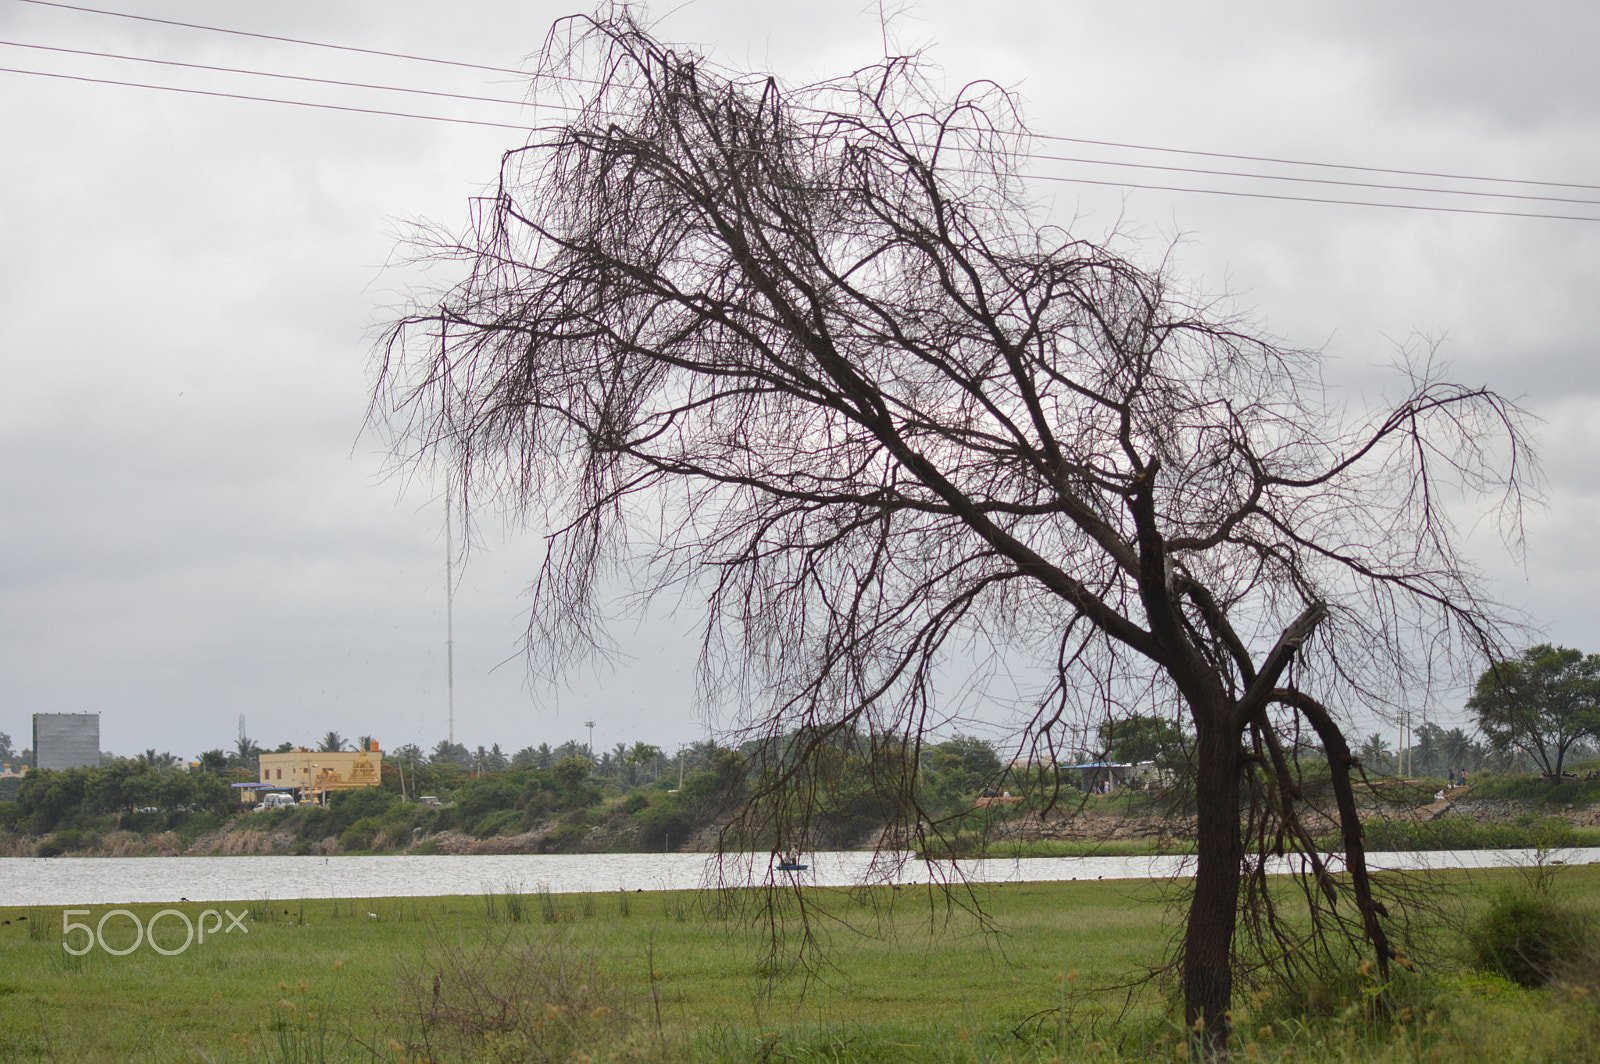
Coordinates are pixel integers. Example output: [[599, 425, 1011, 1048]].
[[371, 12, 1536, 1051]]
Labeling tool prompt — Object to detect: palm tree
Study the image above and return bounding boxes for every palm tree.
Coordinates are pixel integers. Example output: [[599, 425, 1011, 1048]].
[[196, 749, 230, 775], [319, 731, 346, 753], [1411, 722, 1445, 777], [1358, 734, 1396, 776], [1442, 727, 1482, 775], [628, 743, 663, 784]]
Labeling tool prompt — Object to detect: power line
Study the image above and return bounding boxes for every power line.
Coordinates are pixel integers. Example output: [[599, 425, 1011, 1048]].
[[5, 6, 1596, 222], [5, 63, 1595, 223], [0, 38, 537, 108], [1032, 131, 1600, 195], [1023, 150, 1600, 208], [19, 0, 1598, 200], [1021, 171, 1600, 224], [13, 0, 528, 75], [13, 35, 1591, 209], [0, 65, 536, 130]]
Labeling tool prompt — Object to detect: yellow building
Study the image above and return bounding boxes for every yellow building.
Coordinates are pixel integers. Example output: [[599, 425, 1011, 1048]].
[[258, 743, 383, 802]]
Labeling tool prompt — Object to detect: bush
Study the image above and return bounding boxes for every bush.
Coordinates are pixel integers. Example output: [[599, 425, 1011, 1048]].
[[391, 928, 637, 1062], [1468, 774, 1600, 805], [539, 823, 589, 853], [1331, 815, 1596, 852], [1472, 891, 1593, 987], [633, 797, 696, 852], [329, 787, 401, 822], [340, 815, 384, 851], [37, 828, 98, 856], [472, 808, 524, 839]]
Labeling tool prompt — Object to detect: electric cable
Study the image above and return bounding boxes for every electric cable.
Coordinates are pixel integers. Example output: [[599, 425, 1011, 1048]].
[[0, 37, 536, 108], [6, 1, 1597, 220], [13, 0, 528, 75], [0, 65, 537, 130], [5, 63, 1596, 222], [16, 0, 1597, 198], [10, 38, 1594, 209]]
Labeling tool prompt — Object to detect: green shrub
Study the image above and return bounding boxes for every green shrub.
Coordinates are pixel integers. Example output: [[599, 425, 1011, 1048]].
[[634, 796, 696, 851], [328, 787, 401, 823], [472, 808, 524, 839], [539, 823, 588, 853], [1471, 891, 1592, 987], [1336, 815, 1597, 852], [1469, 774, 1600, 805], [176, 810, 222, 839], [340, 815, 384, 851], [37, 828, 98, 856]]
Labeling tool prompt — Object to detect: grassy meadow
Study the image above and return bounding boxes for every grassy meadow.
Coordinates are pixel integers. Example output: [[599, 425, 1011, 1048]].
[[1, 866, 1599, 1062]]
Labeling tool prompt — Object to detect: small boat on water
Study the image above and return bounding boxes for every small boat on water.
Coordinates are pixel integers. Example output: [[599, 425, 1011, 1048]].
[[777, 862, 808, 872]]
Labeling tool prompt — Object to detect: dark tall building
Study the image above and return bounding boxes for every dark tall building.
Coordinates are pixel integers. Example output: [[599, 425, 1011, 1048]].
[[32, 712, 100, 770]]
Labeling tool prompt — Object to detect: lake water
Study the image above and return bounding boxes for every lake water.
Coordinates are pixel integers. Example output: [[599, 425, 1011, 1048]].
[[3, 847, 1597, 907]]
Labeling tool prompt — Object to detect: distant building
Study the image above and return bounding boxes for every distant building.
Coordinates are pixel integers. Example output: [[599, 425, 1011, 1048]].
[[32, 713, 100, 770], [257, 742, 383, 802]]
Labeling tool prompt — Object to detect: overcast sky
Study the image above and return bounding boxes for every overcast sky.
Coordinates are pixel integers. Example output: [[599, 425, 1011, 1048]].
[[1, 0, 1596, 761]]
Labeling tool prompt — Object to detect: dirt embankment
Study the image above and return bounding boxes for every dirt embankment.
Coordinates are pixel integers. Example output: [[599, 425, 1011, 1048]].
[[987, 794, 1600, 845], [15, 796, 1600, 858]]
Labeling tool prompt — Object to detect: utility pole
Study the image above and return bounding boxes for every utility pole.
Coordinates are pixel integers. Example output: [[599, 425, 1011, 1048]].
[[445, 478, 456, 747]]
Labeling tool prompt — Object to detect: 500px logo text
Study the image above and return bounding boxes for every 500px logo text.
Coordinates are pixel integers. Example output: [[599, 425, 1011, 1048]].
[[62, 907, 248, 956]]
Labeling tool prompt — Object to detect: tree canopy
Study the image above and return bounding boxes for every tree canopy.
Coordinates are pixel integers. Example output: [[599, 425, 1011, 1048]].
[[1096, 713, 1189, 774], [1468, 644, 1600, 779], [372, 11, 1535, 1046]]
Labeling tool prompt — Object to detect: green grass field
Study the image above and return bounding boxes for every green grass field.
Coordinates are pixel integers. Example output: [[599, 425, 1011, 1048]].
[[1, 867, 1598, 1062]]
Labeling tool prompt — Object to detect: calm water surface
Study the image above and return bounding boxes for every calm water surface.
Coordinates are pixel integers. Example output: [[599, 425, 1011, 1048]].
[[3, 847, 1597, 906]]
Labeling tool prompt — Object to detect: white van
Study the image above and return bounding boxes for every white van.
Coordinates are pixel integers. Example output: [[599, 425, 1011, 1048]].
[[256, 792, 297, 811]]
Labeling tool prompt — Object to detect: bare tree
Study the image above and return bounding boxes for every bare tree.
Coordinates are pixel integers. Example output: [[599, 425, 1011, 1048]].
[[371, 13, 1535, 1048]]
